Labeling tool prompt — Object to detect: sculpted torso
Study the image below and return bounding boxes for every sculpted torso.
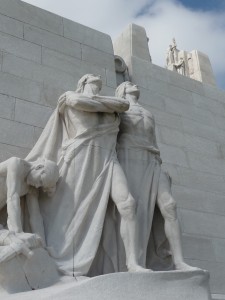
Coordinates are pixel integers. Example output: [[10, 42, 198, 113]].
[[120, 104, 158, 147]]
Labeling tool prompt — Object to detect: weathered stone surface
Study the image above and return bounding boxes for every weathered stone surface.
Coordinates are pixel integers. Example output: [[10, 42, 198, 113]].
[[63, 18, 113, 54], [24, 24, 81, 59], [0, 31, 41, 63], [0, 0, 63, 35], [15, 99, 53, 128], [1, 271, 211, 300]]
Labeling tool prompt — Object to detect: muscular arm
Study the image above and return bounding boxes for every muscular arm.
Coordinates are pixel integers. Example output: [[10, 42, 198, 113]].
[[26, 187, 46, 247], [6, 158, 23, 233], [64, 92, 129, 113]]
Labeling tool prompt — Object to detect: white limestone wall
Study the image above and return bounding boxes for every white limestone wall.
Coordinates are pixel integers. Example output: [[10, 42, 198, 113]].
[[0, 0, 117, 162], [131, 56, 225, 295], [1, 1, 225, 296]]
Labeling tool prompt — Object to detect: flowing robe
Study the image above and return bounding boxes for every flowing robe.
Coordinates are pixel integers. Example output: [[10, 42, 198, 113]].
[[26, 92, 129, 276]]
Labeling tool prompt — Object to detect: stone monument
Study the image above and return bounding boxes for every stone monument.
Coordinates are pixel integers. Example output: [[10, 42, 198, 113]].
[[1, 2, 224, 298], [165, 38, 216, 86], [0, 74, 211, 300]]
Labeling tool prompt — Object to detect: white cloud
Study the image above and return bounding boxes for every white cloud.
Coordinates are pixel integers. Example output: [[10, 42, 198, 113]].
[[23, 0, 225, 89]]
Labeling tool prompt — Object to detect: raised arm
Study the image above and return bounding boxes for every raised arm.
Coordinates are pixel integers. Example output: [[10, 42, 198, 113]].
[[62, 92, 129, 113]]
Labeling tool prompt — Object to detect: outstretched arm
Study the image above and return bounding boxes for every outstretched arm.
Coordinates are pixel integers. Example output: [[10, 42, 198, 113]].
[[6, 159, 23, 232], [26, 187, 46, 247], [62, 92, 129, 113]]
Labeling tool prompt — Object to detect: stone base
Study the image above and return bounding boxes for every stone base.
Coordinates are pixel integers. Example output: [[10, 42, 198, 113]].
[[0, 248, 59, 294], [1, 270, 211, 300]]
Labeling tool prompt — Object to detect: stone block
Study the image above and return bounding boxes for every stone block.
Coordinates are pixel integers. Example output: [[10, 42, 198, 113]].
[[15, 99, 53, 128], [177, 166, 225, 195], [0, 117, 34, 148], [33, 127, 43, 145], [2, 52, 76, 92], [0, 31, 41, 63], [101, 85, 115, 96], [215, 115, 225, 131], [203, 85, 225, 104], [182, 234, 216, 262], [105, 69, 117, 88], [185, 259, 225, 294], [150, 64, 169, 83], [158, 143, 189, 168], [0, 94, 15, 120], [42, 84, 65, 108], [42, 48, 107, 85], [24, 24, 81, 59], [63, 18, 113, 54], [149, 107, 182, 129], [0, 0, 63, 35], [167, 69, 205, 96], [0, 143, 29, 162], [182, 117, 225, 145], [139, 87, 166, 110], [81, 45, 115, 70], [0, 13, 23, 38], [0, 72, 42, 104], [212, 238, 225, 264], [165, 97, 215, 126], [173, 185, 225, 216], [167, 84, 194, 104], [192, 93, 225, 117], [187, 152, 225, 176], [0, 271, 211, 300], [179, 209, 225, 239], [158, 126, 186, 148]]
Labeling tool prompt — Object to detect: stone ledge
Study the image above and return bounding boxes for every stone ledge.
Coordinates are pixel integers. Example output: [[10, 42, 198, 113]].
[[2, 270, 211, 300]]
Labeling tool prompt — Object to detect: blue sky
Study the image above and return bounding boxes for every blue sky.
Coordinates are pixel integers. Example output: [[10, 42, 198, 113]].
[[178, 0, 225, 11], [23, 0, 225, 90]]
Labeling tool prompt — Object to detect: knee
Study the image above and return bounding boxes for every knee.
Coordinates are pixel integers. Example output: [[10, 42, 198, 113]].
[[159, 196, 177, 221], [116, 194, 136, 220]]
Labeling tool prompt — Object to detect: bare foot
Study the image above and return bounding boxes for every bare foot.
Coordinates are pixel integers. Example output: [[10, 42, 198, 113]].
[[128, 264, 153, 273], [175, 262, 202, 271]]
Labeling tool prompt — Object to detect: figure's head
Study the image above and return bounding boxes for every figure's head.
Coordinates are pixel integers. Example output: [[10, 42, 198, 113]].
[[27, 158, 59, 196], [76, 74, 102, 95], [115, 81, 140, 100]]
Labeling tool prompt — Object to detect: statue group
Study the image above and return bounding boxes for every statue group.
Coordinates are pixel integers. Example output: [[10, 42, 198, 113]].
[[0, 74, 201, 295]]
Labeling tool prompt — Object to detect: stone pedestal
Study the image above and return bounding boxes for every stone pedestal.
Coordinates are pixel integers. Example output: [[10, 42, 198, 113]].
[[0, 248, 59, 294], [1, 270, 211, 300]]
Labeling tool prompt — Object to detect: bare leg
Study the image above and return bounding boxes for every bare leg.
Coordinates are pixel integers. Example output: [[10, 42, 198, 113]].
[[157, 171, 200, 271], [110, 161, 151, 272]]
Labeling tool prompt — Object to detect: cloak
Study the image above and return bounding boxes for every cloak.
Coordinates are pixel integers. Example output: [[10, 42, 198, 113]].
[[26, 93, 120, 276]]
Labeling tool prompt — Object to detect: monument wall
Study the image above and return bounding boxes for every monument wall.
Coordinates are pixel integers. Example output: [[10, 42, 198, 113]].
[[0, 1, 225, 298], [0, 0, 117, 162], [114, 24, 225, 299]]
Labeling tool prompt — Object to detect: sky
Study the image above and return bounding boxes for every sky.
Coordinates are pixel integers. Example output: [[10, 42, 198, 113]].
[[23, 0, 225, 90]]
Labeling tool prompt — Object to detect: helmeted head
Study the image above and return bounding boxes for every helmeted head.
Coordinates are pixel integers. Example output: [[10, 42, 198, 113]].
[[115, 81, 140, 100], [27, 158, 59, 197], [76, 74, 102, 94]]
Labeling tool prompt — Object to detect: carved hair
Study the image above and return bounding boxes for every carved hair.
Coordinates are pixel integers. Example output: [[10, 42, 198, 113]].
[[76, 74, 102, 93], [115, 81, 140, 99], [34, 158, 59, 188]]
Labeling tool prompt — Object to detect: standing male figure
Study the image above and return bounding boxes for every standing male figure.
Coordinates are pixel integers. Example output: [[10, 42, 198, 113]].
[[116, 81, 198, 271]]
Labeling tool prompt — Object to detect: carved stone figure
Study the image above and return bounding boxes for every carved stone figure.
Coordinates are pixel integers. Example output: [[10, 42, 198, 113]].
[[0, 224, 42, 263], [0, 157, 59, 245], [26, 74, 148, 277], [115, 81, 198, 271], [175, 57, 185, 75]]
